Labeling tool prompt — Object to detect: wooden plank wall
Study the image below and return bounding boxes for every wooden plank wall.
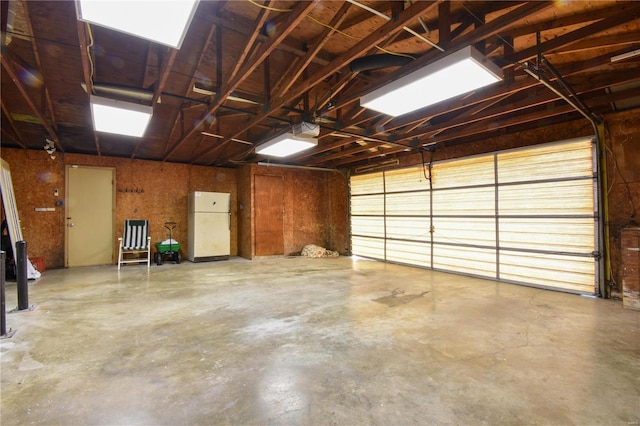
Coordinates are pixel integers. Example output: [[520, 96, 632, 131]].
[[0, 150, 351, 268], [237, 164, 349, 259]]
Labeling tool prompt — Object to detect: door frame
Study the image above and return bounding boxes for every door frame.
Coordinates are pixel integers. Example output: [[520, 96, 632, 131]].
[[253, 174, 284, 257], [64, 165, 116, 267]]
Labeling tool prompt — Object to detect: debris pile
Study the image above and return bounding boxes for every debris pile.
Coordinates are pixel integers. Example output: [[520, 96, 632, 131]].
[[301, 244, 340, 258]]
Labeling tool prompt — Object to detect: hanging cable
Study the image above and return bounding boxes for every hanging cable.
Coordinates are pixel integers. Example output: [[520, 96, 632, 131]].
[[247, 0, 432, 57], [246, 0, 291, 13], [345, 0, 443, 51], [86, 23, 96, 93]]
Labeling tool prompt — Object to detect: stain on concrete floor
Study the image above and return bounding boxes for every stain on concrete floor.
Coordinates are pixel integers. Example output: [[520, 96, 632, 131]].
[[372, 288, 430, 307]]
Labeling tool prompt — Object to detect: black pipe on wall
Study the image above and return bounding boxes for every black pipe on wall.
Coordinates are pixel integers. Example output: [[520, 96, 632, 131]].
[[349, 54, 414, 73]]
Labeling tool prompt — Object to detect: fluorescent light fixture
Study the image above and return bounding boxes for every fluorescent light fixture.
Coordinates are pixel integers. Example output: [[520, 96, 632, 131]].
[[255, 133, 317, 157], [90, 96, 153, 137], [77, 0, 199, 49], [611, 48, 640, 62], [361, 45, 502, 117]]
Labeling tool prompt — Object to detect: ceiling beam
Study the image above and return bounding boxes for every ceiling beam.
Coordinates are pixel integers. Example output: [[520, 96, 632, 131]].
[[76, 21, 100, 156], [325, 1, 554, 127], [295, 136, 361, 161], [203, 0, 443, 163], [162, 3, 224, 160], [1, 99, 27, 149], [501, 3, 632, 40], [227, 0, 272, 85], [0, 53, 62, 152], [551, 32, 640, 54], [507, 3, 640, 63], [309, 141, 384, 165], [272, 1, 353, 98], [23, 1, 58, 133], [130, 47, 179, 159], [165, 0, 319, 161]]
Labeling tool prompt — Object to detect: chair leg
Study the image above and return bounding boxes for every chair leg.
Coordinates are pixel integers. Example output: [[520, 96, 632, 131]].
[[118, 238, 123, 270], [146, 236, 151, 268]]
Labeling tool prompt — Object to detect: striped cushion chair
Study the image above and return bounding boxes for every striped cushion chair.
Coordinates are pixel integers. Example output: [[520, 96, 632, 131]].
[[117, 220, 151, 270]]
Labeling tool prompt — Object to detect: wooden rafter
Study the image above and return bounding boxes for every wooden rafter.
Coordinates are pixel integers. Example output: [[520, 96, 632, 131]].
[[227, 0, 272, 85], [165, 0, 319, 161], [0, 53, 62, 151], [1, 99, 27, 149], [272, 2, 353, 98], [328, 1, 553, 118], [23, 1, 57, 132], [162, 4, 222, 160], [295, 136, 360, 161], [76, 21, 100, 155], [506, 3, 640, 63], [309, 141, 385, 165], [203, 0, 443, 163]]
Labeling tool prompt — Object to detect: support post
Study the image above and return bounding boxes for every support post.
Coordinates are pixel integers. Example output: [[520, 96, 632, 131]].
[[16, 241, 28, 310]]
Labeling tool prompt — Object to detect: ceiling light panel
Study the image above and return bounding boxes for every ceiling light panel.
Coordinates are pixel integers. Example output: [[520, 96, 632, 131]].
[[90, 96, 153, 137], [77, 0, 199, 49], [256, 134, 318, 157], [361, 46, 502, 117]]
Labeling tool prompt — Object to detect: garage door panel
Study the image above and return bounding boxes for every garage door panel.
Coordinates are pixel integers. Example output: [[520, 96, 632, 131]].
[[500, 252, 595, 293], [386, 192, 430, 214], [385, 166, 430, 192], [499, 180, 594, 215], [351, 174, 383, 194], [500, 218, 595, 253], [386, 216, 430, 240], [351, 194, 384, 215], [351, 216, 384, 238], [433, 155, 495, 187], [433, 187, 494, 215], [497, 140, 594, 183], [386, 240, 430, 267], [352, 236, 384, 259], [433, 217, 495, 247], [433, 245, 496, 277]]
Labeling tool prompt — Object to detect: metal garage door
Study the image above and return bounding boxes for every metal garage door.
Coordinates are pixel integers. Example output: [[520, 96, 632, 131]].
[[350, 137, 599, 294]]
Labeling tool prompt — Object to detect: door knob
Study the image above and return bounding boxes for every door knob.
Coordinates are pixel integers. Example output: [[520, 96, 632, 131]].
[[68, 223, 74, 228]]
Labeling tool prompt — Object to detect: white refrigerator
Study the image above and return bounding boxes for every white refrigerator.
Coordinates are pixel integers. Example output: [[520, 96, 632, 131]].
[[188, 191, 231, 262]]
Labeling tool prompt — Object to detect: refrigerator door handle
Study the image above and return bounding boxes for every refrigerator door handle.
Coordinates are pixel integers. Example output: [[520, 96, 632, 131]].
[[228, 212, 231, 230]]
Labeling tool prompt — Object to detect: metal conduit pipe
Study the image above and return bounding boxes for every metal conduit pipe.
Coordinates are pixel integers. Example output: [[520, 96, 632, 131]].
[[257, 162, 343, 173]]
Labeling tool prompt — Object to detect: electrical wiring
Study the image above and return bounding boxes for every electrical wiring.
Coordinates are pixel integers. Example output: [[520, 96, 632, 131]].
[[86, 23, 96, 93], [246, 0, 291, 13], [372, 46, 415, 60], [247, 0, 417, 59], [604, 122, 637, 217], [305, 14, 357, 40]]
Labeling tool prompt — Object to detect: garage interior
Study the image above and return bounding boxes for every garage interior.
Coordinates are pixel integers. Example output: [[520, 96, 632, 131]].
[[1, 1, 639, 424]]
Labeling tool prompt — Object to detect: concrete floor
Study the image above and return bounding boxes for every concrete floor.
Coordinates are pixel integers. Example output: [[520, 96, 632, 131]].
[[1, 256, 638, 425]]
